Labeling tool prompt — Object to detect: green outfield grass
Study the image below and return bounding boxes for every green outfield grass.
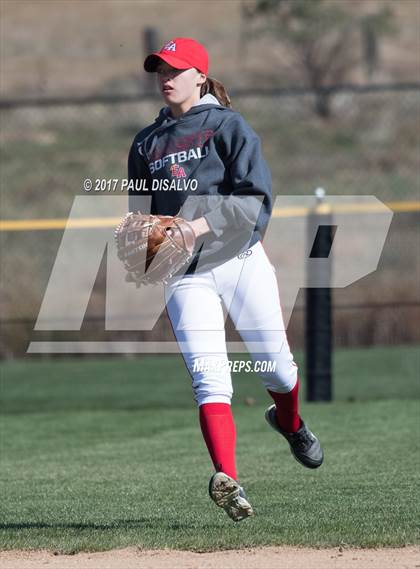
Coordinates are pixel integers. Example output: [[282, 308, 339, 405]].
[[0, 346, 419, 552]]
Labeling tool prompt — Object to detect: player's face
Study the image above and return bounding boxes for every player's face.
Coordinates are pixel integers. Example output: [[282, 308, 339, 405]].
[[156, 61, 205, 109]]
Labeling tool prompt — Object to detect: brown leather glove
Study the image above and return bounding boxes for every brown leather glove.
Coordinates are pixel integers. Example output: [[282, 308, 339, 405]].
[[114, 212, 197, 286]]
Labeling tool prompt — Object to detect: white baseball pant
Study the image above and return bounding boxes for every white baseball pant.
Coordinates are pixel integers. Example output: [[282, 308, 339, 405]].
[[164, 240, 298, 406]]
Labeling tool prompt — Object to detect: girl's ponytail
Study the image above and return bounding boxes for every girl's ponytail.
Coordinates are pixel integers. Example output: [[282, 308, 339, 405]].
[[200, 77, 232, 108]]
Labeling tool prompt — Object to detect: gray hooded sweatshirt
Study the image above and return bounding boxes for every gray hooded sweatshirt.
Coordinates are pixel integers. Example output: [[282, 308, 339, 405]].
[[128, 93, 273, 275]]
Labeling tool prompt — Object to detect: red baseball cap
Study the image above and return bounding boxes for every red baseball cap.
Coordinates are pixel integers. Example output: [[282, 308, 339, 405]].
[[144, 37, 209, 75]]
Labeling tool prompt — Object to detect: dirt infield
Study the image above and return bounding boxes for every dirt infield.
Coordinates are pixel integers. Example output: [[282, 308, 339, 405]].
[[1, 546, 419, 569]]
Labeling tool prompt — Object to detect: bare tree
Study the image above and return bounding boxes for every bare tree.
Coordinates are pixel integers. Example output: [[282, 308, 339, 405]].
[[243, 0, 395, 118]]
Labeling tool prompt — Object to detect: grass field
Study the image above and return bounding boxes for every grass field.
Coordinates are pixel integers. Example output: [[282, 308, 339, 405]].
[[0, 346, 419, 553]]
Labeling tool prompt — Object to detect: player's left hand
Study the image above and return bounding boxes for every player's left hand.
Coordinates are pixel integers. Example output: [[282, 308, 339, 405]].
[[114, 211, 197, 286]]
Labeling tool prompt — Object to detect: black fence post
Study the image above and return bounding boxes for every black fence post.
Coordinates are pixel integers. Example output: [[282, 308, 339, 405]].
[[306, 188, 334, 402], [143, 27, 159, 93]]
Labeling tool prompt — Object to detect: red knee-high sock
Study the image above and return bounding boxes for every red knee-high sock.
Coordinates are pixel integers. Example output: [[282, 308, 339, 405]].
[[199, 403, 237, 480], [268, 377, 301, 433]]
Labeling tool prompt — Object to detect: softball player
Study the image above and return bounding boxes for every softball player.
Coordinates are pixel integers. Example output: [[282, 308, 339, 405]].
[[129, 37, 323, 522]]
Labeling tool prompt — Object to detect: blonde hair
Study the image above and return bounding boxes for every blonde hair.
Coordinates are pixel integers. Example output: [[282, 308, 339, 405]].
[[200, 76, 232, 108]]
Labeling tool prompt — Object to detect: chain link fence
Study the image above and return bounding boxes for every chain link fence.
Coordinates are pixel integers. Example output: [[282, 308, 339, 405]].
[[1, 85, 419, 358]]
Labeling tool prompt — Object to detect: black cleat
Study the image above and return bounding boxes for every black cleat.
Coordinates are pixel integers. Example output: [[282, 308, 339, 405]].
[[209, 472, 254, 522], [265, 404, 324, 469]]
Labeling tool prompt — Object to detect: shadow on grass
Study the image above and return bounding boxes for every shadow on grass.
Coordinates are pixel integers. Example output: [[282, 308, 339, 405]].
[[0, 519, 220, 531]]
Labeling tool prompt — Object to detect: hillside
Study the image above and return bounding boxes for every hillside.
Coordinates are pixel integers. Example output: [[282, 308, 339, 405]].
[[0, 0, 419, 99]]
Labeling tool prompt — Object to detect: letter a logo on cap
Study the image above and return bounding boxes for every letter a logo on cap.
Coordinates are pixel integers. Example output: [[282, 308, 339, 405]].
[[164, 40, 176, 52], [144, 37, 209, 74]]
